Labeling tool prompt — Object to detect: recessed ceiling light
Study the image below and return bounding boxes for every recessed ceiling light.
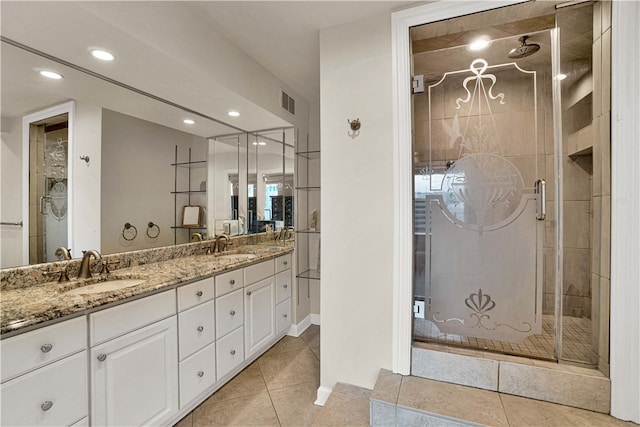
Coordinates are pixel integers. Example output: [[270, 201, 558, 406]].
[[555, 73, 567, 81], [39, 70, 63, 79], [183, 119, 195, 125], [227, 110, 240, 117], [252, 142, 258, 146], [258, 142, 267, 146], [469, 36, 491, 51], [91, 49, 115, 61]]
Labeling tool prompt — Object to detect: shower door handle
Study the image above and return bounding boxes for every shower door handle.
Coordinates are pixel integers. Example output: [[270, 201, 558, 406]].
[[535, 179, 546, 220], [39, 196, 49, 216]]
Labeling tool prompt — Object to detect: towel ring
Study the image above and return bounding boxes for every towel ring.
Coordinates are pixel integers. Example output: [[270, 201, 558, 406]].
[[147, 222, 160, 239], [122, 223, 137, 241]]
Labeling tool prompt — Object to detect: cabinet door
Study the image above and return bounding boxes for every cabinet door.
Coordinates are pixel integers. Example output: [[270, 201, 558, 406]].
[[244, 277, 275, 358], [216, 288, 244, 338], [91, 317, 178, 427], [1, 351, 87, 427]]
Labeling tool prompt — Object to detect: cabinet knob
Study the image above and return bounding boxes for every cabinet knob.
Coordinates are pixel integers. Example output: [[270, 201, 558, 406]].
[[283, 284, 288, 289], [284, 314, 288, 318], [196, 290, 203, 297], [197, 371, 205, 378], [246, 291, 252, 296], [230, 310, 236, 316], [283, 261, 288, 266], [197, 326, 204, 332], [41, 401, 53, 412], [230, 279, 235, 285], [40, 343, 53, 353], [97, 354, 107, 362], [230, 349, 236, 356]]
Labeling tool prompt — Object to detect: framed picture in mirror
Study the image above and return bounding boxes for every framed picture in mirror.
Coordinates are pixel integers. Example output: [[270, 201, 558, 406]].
[[182, 205, 202, 227]]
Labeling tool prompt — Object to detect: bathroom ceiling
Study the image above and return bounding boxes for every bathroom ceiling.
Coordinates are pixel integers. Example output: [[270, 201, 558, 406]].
[[1, 1, 415, 133]]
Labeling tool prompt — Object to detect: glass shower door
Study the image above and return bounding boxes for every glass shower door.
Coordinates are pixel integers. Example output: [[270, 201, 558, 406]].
[[413, 40, 554, 358]]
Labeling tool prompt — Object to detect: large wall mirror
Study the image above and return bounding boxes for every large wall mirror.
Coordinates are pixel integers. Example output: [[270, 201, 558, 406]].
[[0, 39, 294, 269]]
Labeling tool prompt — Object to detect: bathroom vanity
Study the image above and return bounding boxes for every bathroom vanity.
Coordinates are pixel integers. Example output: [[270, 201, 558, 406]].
[[0, 243, 293, 427]]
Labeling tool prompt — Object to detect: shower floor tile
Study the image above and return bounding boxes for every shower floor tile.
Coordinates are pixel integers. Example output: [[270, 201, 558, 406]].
[[414, 315, 595, 364]]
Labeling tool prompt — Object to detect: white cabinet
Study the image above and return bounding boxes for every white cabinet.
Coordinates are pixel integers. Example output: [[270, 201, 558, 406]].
[[177, 277, 215, 311], [178, 299, 215, 360], [215, 288, 244, 338], [0, 316, 88, 427], [1, 351, 88, 427], [216, 326, 244, 380], [91, 312, 178, 426], [179, 343, 216, 408], [244, 276, 276, 358]]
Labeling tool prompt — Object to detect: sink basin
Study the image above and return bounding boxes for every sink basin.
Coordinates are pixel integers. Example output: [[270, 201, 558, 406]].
[[216, 253, 257, 261], [63, 278, 147, 295]]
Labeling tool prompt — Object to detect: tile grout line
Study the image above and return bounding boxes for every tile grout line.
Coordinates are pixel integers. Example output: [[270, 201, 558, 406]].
[[498, 393, 513, 427]]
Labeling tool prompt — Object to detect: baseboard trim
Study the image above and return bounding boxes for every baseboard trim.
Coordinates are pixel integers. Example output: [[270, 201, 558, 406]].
[[311, 313, 321, 325], [288, 314, 312, 337], [314, 385, 333, 406]]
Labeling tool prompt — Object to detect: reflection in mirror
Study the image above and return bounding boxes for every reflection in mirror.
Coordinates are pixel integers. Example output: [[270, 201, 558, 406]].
[[0, 38, 241, 267]]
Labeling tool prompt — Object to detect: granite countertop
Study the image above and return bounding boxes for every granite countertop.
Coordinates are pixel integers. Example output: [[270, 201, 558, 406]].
[[0, 244, 293, 336]]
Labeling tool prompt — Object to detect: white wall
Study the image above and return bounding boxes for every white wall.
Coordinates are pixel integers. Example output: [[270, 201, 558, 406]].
[[319, 13, 395, 390], [0, 116, 23, 268], [101, 109, 207, 253], [73, 102, 102, 256]]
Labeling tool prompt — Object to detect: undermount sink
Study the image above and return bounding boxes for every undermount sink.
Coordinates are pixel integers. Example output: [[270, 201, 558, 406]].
[[216, 253, 257, 261], [63, 278, 147, 295]]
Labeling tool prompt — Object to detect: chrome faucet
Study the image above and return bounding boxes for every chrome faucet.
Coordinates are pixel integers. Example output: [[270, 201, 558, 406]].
[[55, 247, 72, 260], [215, 234, 231, 252], [191, 232, 203, 242], [78, 250, 102, 279]]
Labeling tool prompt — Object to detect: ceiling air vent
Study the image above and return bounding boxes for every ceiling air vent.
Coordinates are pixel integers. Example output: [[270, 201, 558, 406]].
[[281, 90, 295, 115]]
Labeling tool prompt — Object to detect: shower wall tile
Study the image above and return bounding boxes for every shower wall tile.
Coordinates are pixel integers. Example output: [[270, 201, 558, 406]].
[[562, 155, 592, 201], [599, 113, 611, 196], [592, 36, 602, 119], [593, 1, 602, 42], [411, 347, 499, 391], [498, 361, 610, 413], [543, 292, 555, 315], [545, 154, 556, 200], [591, 195, 601, 275], [592, 118, 602, 197], [602, 29, 611, 114], [598, 276, 610, 362], [562, 295, 591, 318], [563, 201, 591, 249], [591, 273, 601, 350], [599, 195, 611, 279], [563, 248, 591, 297], [506, 155, 536, 190], [543, 247, 555, 294]]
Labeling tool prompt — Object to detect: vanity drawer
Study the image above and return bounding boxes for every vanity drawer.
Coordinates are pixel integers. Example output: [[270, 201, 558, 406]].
[[244, 259, 275, 286], [275, 270, 292, 305], [276, 254, 292, 273], [276, 299, 292, 335], [216, 326, 244, 381], [179, 342, 216, 408], [178, 277, 215, 311], [178, 299, 215, 360], [90, 290, 175, 346], [1, 351, 88, 427], [1, 316, 86, 382], [215, 269, 244, 297], [216, 289, 244, 338]]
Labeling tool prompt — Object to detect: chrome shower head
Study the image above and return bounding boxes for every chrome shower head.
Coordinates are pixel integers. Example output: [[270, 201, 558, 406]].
[[508, 35, 540, 59]]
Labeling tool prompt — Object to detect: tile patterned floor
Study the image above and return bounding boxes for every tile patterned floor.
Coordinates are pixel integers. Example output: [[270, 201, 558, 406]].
[[414, 314, 595, 364], [173, 325, 371, 427]]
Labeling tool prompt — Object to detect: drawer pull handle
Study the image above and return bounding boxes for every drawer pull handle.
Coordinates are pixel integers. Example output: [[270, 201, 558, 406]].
[[230, 310, 236, 316], [41, 401, 53, 412], [197, 371, 205, 378], [196, 290, 203, 297], [230, 349, 236, 356], [197, 326, 204, 332], [40, 343, 53, 353], [283, 284, 288, 289], [246, 291, 252, 296], [97, 354, 107, 362], [230, 279, 235, 285], [283, 261, 288, 265]]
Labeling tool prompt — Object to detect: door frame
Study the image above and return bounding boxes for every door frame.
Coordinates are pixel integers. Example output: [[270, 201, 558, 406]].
[[22, 101, 75, 264], [391, 1, 640, 422]]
